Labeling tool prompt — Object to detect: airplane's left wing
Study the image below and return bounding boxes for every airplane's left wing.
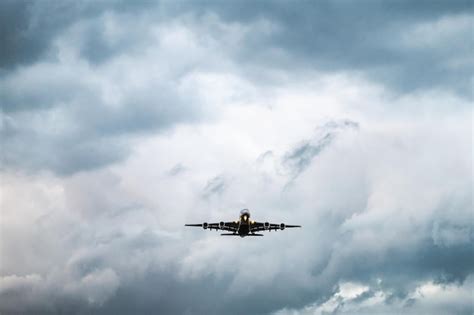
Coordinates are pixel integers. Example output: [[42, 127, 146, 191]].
[[185, 221, 239, 232], [250, 221, 301, 232]]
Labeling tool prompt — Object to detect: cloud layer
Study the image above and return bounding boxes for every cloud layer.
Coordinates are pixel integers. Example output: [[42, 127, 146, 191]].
[[1, 1, 472, 314]]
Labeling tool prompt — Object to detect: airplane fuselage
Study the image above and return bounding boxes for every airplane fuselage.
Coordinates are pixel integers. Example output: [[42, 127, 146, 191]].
[[236, 209, 253, 237], [236, 222, 251, 237]]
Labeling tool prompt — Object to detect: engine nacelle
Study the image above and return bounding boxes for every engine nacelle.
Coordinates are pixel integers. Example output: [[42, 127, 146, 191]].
[[219, 221, 225, 228], [264, 222, 270, 230], [280, 223, 286, 230], [203, 222, 208, 229]]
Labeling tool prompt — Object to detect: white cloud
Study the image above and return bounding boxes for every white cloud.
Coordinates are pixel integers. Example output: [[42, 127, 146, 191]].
[[1, 3, 472, 314]]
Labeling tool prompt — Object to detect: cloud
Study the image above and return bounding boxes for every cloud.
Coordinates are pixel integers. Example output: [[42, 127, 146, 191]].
[[0, 269, 120, 313], [1, 15, 209, 175], [202, 175, 228, 199], [0, 1, 472, 314], [275, 277, 474, 315], [166, 163, 187, 176], [185, 1, 473, 96], [2, 94, 471, 314], [2, 1, 471, 175], [282, 119, 359, 180], [0, 0, 157, 70]]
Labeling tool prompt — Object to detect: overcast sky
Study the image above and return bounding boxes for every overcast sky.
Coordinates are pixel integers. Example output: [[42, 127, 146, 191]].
[[0, 1, 473, 314]]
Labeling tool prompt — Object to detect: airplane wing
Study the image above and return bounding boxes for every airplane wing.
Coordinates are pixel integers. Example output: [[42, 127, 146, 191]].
[[185, 221, 239, 232], [250, 222, 301, 232]]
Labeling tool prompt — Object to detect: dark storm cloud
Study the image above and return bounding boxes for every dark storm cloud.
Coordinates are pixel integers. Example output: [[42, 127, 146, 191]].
[[0, 1, 210, 175], [1, 80, 201, 175], [193, 0, 473, 96], [328, 233, 474, 295], [1, 0, 471, 174], [2, 1, 472, 93], [0, 0, 205, 175], [0, 1, 472, 314], [0, 0, 90, 69], [0, 0, 157, 70]]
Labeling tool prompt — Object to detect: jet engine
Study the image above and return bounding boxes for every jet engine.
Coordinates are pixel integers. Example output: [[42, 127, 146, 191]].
[[203, 222, 208, 229], [219, 221, 225, 229], [280, 223, 286, 230], [264, 222, 270, 230]]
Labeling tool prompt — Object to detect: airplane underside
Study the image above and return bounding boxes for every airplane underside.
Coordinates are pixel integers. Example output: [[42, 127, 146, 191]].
[[220, 233, 264, 237]]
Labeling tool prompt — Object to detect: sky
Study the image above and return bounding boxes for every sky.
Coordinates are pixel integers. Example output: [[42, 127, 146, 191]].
[[0, 1, 473, 314]]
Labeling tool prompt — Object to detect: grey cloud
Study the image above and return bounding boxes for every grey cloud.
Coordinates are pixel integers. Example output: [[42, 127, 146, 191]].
[[332, 236, 474, 295], [2, 1, 472, 96], [283, 119, 359, 180], [1, 101, 199, 176], [196, 0, 473, 96], [1, 1, 470, 175], [1, 117, 472, 315], [78, 19, 128, 65], [1, 57, 203, 175], [1, 1, 472, 314], [166, 163, 187, 176], [432, 221, 472, 247], [256, 150, 274, 164], [202, 175, 227, 199], [0, 0, 157, 70], [1, 64, 96, 112], [0, 2, 213, 176], [0, 269, 120, 314], [278, 276, 474, 315], [0, 0, 90, 70]]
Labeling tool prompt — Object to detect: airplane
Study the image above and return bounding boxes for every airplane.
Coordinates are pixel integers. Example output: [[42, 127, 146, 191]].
[[185, 209, 301, 237]]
